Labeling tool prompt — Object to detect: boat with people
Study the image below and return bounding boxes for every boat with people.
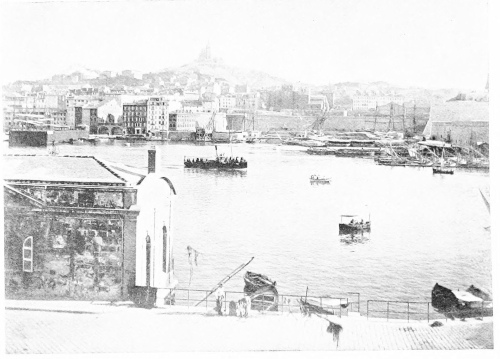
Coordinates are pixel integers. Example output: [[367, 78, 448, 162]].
[[431, 283, 493, 318], [184, 146, 247, 170], [339, 215, 371, 235], [244, 271, 279, 311], [310, 175, 331, 184]]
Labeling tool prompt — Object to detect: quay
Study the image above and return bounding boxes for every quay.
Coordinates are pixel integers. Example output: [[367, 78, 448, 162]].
[[4, 299, 493, 353]]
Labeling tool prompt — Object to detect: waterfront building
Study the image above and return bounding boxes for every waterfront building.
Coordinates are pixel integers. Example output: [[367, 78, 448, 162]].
[[123, 100, 147, 135], [146, 97, 168, 135], [422, 100, 489, 146], [66, 95, 99, 128], [82, 99, 122, 133], [3, 149, 177, 305], [352, 92, 405, 111], [168, 112, 211, 132]]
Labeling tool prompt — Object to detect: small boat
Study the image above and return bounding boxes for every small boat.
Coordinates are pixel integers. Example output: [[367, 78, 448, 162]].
[[433, 167, 454, 174], [299, 298, 336, 316], [432, 145, 455, 174], [431, 283, 493, 318], [339, 215, 371, 235], [244, 271, 278, 311], [310, 175, 331, 184]]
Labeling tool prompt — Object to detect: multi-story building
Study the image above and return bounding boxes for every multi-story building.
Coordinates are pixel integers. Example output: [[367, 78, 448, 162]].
[[123, 100, 148, 134], [181, 100, 204, 113], [81, 99, 122, 133], [168, 112, 213, 132], [352, 92, 405, 110], [263, 86, 309, 111], [66, 95, 98, 128], [82, 104, 99, 131], [218, 95, 237, 112], [235, 94, 261, 112], [147, 97, 168, 133]]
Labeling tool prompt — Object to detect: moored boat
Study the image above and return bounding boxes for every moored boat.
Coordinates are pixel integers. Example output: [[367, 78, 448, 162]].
[[244, 271, 278, 311], [432, 167, 454, 174], [431, 283, 493, 317]]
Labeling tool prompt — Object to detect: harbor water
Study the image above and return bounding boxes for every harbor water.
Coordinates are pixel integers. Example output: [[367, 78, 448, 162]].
[[4, 141, 491, 305]]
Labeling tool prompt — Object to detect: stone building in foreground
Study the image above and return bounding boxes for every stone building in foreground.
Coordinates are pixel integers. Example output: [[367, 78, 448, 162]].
[[3, 149, 176, 306]]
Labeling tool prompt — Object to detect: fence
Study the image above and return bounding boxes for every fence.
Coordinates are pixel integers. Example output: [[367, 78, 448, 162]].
[[168, 288, 360, 317], [366, 300, 493, 322]]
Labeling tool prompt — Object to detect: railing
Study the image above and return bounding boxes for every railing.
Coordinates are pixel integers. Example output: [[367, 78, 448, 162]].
[[367, 300, 438, 322], [366, 300, 493, 322], [166, 288, 360, 317]]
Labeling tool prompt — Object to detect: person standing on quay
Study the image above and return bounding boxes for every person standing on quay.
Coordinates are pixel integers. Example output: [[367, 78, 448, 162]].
[[215, 285, 225, 315]]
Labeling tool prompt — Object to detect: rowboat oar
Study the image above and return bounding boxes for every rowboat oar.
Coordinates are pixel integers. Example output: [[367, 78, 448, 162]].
[[195, 257, 254, 306]]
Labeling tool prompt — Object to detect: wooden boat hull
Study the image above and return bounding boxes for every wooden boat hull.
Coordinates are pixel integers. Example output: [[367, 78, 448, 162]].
[[310, 179, 330, 184], [184, 161, 247, 170], [339, 223, 371, 234], [299, 298, 336, 316], [244, 272, 278, 311]]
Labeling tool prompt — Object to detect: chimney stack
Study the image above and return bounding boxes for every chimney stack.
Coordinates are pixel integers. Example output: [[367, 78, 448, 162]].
[[148, 146, 156, 174]]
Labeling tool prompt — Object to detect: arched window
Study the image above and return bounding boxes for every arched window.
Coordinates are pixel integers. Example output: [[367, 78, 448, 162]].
[[23, 236, 33, 272]]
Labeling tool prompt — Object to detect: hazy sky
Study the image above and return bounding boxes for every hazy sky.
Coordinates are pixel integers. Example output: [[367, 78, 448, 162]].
[[0, 0, 490, 89]]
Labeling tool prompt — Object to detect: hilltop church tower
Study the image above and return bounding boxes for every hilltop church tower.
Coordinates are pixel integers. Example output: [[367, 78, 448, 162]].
[[198, 42, 212, 62]]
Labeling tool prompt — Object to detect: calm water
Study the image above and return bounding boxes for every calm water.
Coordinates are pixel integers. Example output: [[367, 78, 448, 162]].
[[4, 141, 491, 304]]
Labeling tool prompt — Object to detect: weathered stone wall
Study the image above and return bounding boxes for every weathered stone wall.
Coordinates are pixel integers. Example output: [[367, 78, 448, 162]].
[[429, 121, 489, 145], [9, 131, 47, 146]]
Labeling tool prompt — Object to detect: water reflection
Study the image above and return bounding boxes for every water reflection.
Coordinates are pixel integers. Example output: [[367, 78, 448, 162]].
[[183, 168, 247, 177], [339, 233, 371, 245]]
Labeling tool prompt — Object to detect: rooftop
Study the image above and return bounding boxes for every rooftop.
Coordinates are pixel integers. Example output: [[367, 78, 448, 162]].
[[2, 155, 127, 186], [430, 100, 489, 123]]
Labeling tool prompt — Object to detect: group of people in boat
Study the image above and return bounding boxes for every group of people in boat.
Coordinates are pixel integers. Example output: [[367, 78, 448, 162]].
[[184, 156, 247, 168], [310, 175, 328, 180], [216, 156, 247, 165], [349, 219, 369, 226]]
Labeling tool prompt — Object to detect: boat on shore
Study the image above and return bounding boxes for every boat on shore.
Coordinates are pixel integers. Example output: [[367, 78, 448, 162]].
[[339, 215, 371, 235], [431, 283, 493, 318], [244, 272, 278, 311]]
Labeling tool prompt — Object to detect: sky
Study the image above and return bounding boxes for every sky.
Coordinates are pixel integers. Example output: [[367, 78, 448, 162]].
[[0, 0, 491, 90]]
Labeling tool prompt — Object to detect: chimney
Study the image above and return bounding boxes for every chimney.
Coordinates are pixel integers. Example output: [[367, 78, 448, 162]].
[[148, 146, 156, 174]]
